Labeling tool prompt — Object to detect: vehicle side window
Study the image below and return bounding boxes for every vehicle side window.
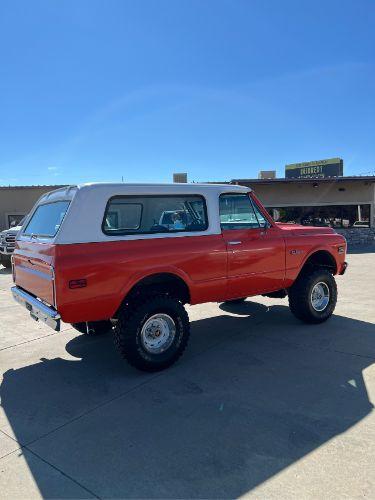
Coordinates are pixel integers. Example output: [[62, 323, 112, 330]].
[[219, 194, 259, 230], [104, 202, 142, 231], [251, 199, 268, 228], [103, 195, 207, 236], [23, 201, 70, 238]]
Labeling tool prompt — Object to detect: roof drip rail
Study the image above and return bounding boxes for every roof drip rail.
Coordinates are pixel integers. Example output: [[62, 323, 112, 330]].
[[66, 185, 76, 195]]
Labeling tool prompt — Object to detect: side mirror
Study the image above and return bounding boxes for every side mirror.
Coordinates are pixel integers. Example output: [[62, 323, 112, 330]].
[[260, 220, 272, 230]]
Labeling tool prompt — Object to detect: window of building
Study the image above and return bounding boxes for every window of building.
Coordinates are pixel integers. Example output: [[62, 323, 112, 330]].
[[103, 195, 208, 235], [267, 204, 371, 228], [219, 193, 260, 230]]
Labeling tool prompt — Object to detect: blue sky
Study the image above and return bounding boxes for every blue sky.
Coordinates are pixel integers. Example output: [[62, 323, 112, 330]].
[[1, 0, 374, 185]]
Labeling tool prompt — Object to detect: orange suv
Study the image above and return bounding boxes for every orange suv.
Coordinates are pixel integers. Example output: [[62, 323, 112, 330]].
[[11, 183, 347, 371]]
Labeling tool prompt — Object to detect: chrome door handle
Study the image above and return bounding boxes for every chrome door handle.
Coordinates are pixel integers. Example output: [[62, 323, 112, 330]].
[[228, 241, 242, 245]]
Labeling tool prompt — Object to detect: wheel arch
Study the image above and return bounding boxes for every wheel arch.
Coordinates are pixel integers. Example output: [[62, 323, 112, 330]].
[[299, 248, 338, 277]]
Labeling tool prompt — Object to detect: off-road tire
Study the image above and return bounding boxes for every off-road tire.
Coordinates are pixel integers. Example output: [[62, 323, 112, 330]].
[[72, 320, 112, 335], [223, 297, 247, 304], [113, 295, 190, 372], [1, 255, 12, 269], [288, 269, 337, 324]]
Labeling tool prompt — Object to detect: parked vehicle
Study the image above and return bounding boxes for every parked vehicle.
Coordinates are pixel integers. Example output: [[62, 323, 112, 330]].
[[11, 183, 347, 371], [352, 221, 370, 228], [0, 219, 25, 268]]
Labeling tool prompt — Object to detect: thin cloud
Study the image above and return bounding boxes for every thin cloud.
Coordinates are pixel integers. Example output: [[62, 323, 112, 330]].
[[47, 166, 62, 177]]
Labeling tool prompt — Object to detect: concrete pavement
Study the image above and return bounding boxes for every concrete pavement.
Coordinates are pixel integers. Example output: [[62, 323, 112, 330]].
[[0, 249, 374, 498]]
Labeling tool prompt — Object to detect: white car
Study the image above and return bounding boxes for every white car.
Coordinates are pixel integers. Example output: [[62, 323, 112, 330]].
[[0, 221, 24, 268]]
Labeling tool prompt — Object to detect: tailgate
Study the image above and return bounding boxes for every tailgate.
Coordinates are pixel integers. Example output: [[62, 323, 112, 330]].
[[13, 242, 56, 306]]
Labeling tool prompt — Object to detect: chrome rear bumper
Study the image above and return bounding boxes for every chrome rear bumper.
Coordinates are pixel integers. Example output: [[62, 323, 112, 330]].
[[11, 286, 61, 331]]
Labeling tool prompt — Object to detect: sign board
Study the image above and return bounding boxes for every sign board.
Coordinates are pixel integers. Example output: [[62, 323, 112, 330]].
[[285, 158, 343, 179], [173, 173, 188, 183]]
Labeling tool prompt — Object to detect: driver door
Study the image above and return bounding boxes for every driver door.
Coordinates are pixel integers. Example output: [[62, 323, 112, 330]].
[[220, 193, 285, 298]]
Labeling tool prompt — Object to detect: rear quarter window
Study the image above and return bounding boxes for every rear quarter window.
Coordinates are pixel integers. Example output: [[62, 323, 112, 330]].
[[23, 201, 70, 238], [102, 195, 208, 236]]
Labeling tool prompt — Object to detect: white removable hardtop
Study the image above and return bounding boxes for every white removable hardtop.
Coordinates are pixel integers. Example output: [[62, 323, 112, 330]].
[[18, 183, 251, 245]]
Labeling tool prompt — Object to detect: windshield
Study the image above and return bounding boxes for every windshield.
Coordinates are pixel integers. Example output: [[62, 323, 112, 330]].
[[23, 201, 70, 238]]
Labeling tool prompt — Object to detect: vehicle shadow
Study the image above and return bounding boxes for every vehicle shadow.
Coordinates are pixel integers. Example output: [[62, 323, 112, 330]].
[[1, 302, 374, 498]]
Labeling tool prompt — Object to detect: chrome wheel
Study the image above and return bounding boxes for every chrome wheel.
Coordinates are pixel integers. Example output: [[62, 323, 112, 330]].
[[141, 313, 176, 354], [311, 282, 330, 312]]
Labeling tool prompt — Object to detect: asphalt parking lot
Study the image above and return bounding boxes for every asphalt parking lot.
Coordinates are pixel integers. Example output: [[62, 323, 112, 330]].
[[0, 249, 375, 499]]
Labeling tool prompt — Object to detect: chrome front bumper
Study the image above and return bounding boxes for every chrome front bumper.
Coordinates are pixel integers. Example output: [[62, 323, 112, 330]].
[[0, 247, 14, 255], [339, 261, 348, 275], [11, 286, 61, 331]]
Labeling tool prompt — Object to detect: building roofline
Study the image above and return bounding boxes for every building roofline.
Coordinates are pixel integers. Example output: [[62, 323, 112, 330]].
[[0, 185, 67, 190], [231, 175, 375, 185]]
